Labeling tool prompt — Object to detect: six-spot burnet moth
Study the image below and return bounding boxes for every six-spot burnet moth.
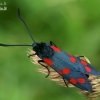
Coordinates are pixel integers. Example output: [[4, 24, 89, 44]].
[[0, 8, 100, 92]]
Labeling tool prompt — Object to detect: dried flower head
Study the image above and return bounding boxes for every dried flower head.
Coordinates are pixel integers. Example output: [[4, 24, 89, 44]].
[[27, 49, 100, 100]]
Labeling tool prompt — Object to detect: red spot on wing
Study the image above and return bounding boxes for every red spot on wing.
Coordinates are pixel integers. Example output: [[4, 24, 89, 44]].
[[69, 78, 77, 84], [84, 65, 91, 72], [77, 78, 86, 84], [62, 68, 70, 74], [80, 60, 87, 65], [70, 57, 76, 63], [50, 46, 60, 52], [43, 58, 53, 66]]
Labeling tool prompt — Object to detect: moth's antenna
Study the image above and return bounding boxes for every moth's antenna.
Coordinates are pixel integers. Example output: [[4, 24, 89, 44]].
[[18, 8, 35, 43], [0, 8, 35, 47], [0, 43, 32, 47]]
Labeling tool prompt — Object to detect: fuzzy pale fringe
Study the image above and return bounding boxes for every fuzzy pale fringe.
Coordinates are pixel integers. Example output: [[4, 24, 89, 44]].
[[27, 49, 100, 100]]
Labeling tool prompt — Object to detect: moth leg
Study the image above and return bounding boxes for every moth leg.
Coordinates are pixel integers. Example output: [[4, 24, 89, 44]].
[[77, 55, 84, 58], [85, 74, 89, 78], [63, 78, 68, 87], [77, 56, 85, 59], [50, 41, 57, 47], [28, 53, 36, 57], [77, 55, 90, 64], [38, 60, 50, 78]]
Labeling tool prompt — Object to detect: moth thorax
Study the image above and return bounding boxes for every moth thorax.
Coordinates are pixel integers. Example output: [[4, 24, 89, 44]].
[[33, 42, 54, 58]]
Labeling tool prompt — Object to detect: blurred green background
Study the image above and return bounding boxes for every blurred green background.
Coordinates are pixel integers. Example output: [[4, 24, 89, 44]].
[[0, 0, 100, 100]]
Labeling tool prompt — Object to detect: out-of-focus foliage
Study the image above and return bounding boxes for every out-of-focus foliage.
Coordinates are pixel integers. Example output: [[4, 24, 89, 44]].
[[0, 0, 100, 100]]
